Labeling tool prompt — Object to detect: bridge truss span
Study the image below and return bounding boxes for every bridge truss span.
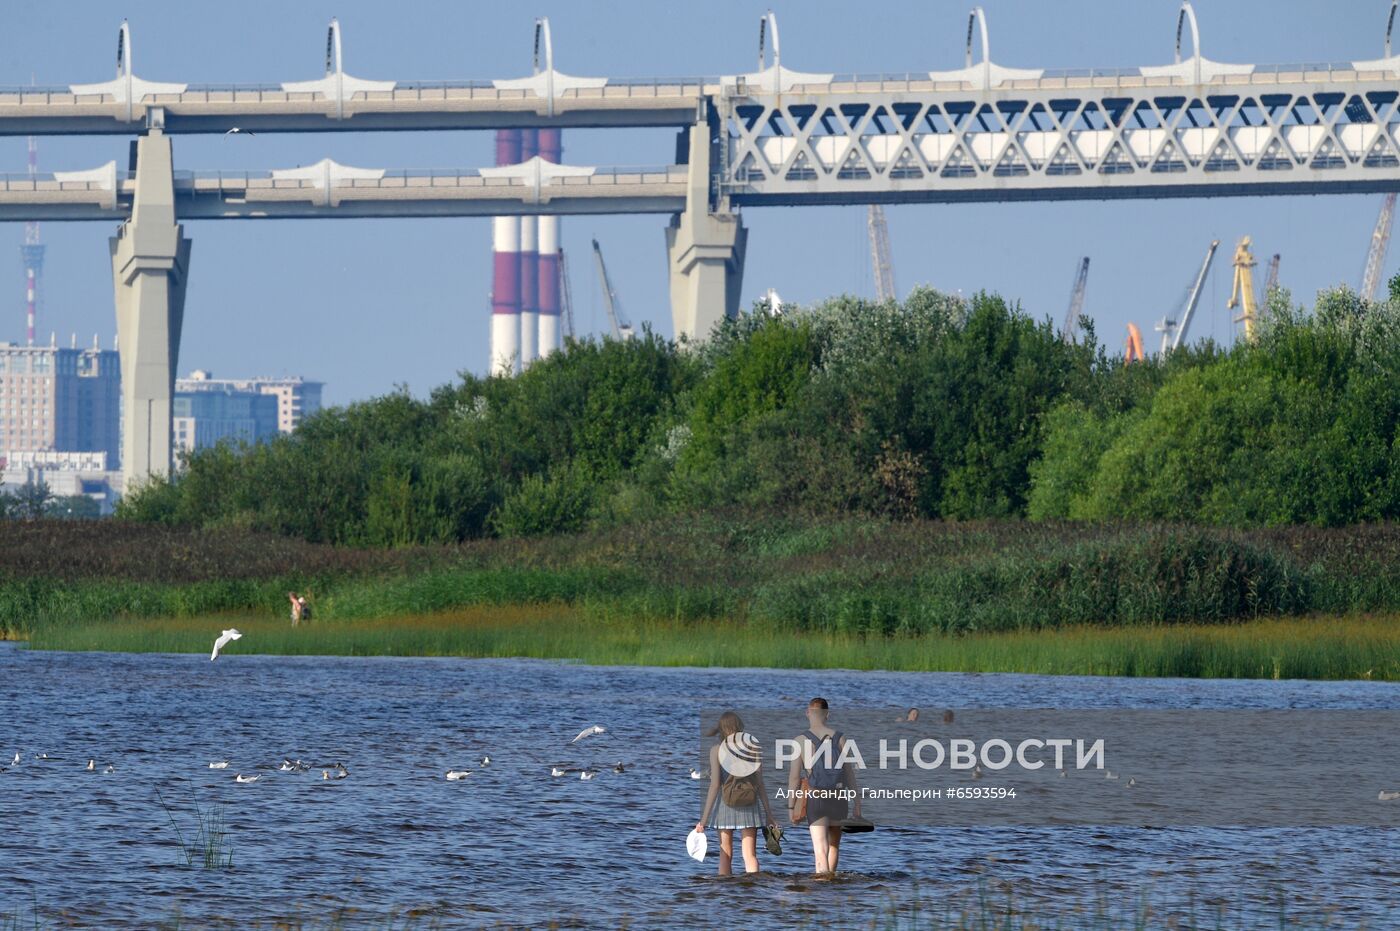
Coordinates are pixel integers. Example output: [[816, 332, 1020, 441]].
[[720, 78, 1400, 205]]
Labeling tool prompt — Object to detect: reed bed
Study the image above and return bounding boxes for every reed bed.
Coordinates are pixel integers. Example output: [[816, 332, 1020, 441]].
[[9, 516, 1400, 679], [23, 605, 1400, 681]]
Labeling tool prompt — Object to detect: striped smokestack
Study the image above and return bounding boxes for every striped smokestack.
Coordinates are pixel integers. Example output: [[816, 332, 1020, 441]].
[[536, 128, 562, 359], [518, 130, 540, 367], [489, 129, 523, 376]]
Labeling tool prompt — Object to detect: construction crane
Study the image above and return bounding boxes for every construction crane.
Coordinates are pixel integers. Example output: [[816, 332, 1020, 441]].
[[761, 288, 785, 315], [867, 204, 896, 303], [1124, 322, 1145, 363], [1361, 192, 1396, 301], [1063, 256, 1089, 341], [591, 237, 634, 340], [1264, 253, 1280, 294], [1154, 239, 1220, 354], [1228, 235, 1259, 341], [557, 247, 576, 340]]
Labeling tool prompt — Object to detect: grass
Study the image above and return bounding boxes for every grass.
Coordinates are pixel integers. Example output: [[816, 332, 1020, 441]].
[[22, 604, 1400, 680], [156, 790, 235, 870], [8, 515, 1400, 678]]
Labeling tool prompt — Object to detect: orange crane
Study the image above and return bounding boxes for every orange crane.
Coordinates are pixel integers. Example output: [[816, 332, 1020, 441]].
[[1124, 322, 1145, 363]]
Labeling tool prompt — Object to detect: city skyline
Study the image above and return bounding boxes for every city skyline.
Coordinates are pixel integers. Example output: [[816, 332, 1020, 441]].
[[1, 0, 1396, 405]]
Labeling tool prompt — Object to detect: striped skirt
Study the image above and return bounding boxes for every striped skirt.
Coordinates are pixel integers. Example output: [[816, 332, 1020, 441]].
[[709, 797, 764, 830]]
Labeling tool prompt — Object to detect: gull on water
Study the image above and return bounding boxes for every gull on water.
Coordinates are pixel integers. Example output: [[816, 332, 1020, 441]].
[[1381, 790, 1400, 801], [10, 753, 18, 766], [210, 629, 242, 661], [104, 764, 115, 774], [689, 768, 704, 780], [612, 762, 626, 774], [86, 759, 95, 772], [322, 769, 348, 781], [234, 774, 260, 784], [579, 769, 598, 780], [571, 725, 606, 744], [480, 755, 491, 767], [209, 761, 230, 769], [446, 770, 473, 781], [550, 767, 568, 777]]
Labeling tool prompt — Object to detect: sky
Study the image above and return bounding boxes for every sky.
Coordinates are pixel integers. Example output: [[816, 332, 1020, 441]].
[[0, 0, 1393, 404]]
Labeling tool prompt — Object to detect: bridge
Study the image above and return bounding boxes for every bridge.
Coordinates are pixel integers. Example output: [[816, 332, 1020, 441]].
[[0, 163, 688, 221], [6, 1, 1400, 489]]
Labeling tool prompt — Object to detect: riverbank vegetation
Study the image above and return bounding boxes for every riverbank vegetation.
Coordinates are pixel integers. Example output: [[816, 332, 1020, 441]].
[[3, 517, 1400, 679], [7, 283, 1400, 677], [24, 605, 1400, 681], [120, 280, 1400, 540]]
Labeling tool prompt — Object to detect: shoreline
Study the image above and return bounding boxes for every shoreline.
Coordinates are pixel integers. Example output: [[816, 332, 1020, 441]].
[[14, 607, 1400, 681]]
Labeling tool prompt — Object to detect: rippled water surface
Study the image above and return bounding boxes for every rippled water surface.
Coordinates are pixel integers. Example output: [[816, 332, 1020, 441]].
[[2, 641, 1398, 928]]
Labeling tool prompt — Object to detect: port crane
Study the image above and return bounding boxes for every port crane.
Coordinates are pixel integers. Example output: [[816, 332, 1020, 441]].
[[557, 247, 576, 340], [867, 204, 896, 303], [1154, 240, 1220, 354], [1264, 253, 1280, 296], [1063, 257, 1089, 341], [1361, 192, 1397, 301], [591, 238, 634, 340], [1228, 236, 1260, 341], [1124, 322, 1145, 363]]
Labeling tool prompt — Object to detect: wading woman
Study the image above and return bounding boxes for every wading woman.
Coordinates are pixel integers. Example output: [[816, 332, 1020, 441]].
[[695, 711, 777, 875], [788, 697, 860, 875]]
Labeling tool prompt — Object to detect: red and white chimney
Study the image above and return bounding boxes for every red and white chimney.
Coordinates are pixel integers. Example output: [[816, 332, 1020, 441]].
[[489, 129, 522, 376]]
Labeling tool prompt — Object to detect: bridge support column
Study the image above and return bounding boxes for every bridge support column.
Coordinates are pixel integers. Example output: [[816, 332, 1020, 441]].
[[666, 119, 746, 342], [110, 129, 191, 491]]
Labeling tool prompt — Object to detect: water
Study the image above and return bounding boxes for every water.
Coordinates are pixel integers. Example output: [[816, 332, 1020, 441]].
[[1, 640, 1397, 928]]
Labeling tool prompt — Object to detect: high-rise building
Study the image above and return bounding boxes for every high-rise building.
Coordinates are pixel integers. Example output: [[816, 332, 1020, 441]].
[[172, 386, 279, 455], [0, 341, 120, 466], [175, 371, 323, 434]]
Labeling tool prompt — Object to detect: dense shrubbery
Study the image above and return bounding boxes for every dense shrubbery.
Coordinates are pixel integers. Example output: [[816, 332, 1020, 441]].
[[121, 280, 1400, 540]]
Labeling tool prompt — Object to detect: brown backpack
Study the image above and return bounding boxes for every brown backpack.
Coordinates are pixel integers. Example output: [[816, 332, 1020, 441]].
[[722, 771, 757, 808]]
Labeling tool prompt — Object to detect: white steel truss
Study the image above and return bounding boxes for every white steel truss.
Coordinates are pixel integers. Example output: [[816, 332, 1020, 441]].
[[720, 80, 1400, 205]]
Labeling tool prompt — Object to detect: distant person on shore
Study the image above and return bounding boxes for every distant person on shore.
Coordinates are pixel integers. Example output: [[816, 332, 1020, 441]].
[[695, 711, 776, 875], [288, 592, 310, 625], [789, 697, 860, 875], [905, 707, 919, 722]]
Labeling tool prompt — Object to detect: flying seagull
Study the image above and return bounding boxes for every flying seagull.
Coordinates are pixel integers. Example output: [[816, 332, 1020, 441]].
[[446, 770, 473, 781], [224, 127, 256, 136], [210, 628, 242, 661], [571, 725, 606, 744]]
